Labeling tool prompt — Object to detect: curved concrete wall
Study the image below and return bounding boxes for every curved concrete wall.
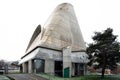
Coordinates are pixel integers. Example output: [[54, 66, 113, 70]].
[[26, 25, 41, 51], [26, 3, 86, 53], [41, 3, 86, 51]]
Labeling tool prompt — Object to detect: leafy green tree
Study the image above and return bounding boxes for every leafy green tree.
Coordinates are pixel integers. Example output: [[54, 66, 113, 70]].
[[87, 28, 120, 78]]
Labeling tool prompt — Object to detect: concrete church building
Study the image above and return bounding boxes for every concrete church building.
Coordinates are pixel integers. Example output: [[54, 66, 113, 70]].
[[19, 3, 89, 77]]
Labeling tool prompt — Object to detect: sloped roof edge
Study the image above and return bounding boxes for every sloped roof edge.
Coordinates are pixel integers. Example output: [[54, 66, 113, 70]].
[[26, 25, 41, 51]]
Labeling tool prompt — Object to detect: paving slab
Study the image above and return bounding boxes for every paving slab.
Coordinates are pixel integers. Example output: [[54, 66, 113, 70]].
[[7, 74, 48, 80]]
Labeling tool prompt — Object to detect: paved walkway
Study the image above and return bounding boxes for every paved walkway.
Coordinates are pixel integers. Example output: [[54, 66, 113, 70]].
[[7, 74, 48, 80], [0, 75, 11, 80]]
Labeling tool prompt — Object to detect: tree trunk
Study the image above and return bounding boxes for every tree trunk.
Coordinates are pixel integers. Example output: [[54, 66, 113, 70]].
[[101, 66, 105, 78], [101, 50, 106, 78]]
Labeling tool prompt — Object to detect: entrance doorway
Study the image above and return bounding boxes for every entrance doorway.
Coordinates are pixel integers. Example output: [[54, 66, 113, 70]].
[[55, 61, 63, 76]]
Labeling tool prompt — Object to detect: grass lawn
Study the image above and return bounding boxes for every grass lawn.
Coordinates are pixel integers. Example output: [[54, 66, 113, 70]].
[[36, 73, 120, 80], [0, 75, 11, 80]]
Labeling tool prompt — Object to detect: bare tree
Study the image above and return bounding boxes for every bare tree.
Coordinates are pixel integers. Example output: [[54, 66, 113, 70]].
[[0, 60, 5, 69]]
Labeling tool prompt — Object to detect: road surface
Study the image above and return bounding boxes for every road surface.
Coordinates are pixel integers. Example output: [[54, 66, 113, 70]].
[[7, 74, 48, 80]]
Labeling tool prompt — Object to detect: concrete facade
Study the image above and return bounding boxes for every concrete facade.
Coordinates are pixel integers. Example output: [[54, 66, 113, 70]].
[[63, 47, 72, 77], [45, 59, 54, 74], [28, 60, 33, 73], [20, 48, 88, 77], [71, 63, 75, 76], [22, 62, 28, 73], [19, 3, 89, 77], [26, 3, 86, 53]]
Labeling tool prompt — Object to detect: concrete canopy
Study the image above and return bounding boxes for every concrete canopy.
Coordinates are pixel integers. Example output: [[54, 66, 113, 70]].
[[19, 48, 89, 64], [26, 3, 86, 53]]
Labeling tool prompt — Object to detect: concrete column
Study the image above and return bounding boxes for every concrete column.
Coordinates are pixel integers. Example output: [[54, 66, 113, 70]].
[[20, 65, 23, 73], [63, 46, 71, 78], [71, 63, 75, 76], [22, 62, 28, 73], [45, 59, 54, 75], [22, 63, 26, 73], [28, 60, 33, 73], [22, 63, 25, 73], [84, 63, 87, 75]]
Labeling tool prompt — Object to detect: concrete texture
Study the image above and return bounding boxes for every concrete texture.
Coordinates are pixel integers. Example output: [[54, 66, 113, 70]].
[[63, 47, 72, 77], [26, 25, 41, 51], [26, 3, 86, 53], [19, 47, 88, 64], [7, 74, 48, 80], [84, 63, 87, 75], [28, 60, 33, 73], [22, 63, 26, 73], [0, 75, 10, 80], [45, 59, 54, 74], [22, 62, 28, 73], [71, 63, 75, 76], [19, 2, 88, 64], [19, 3, 88, 76]]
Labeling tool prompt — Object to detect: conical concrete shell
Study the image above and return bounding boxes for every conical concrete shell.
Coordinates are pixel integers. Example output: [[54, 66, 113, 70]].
[[27, 3, 86, 53]]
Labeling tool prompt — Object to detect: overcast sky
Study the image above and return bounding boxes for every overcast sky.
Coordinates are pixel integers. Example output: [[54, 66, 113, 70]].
[[0, 0, 120, 61]]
